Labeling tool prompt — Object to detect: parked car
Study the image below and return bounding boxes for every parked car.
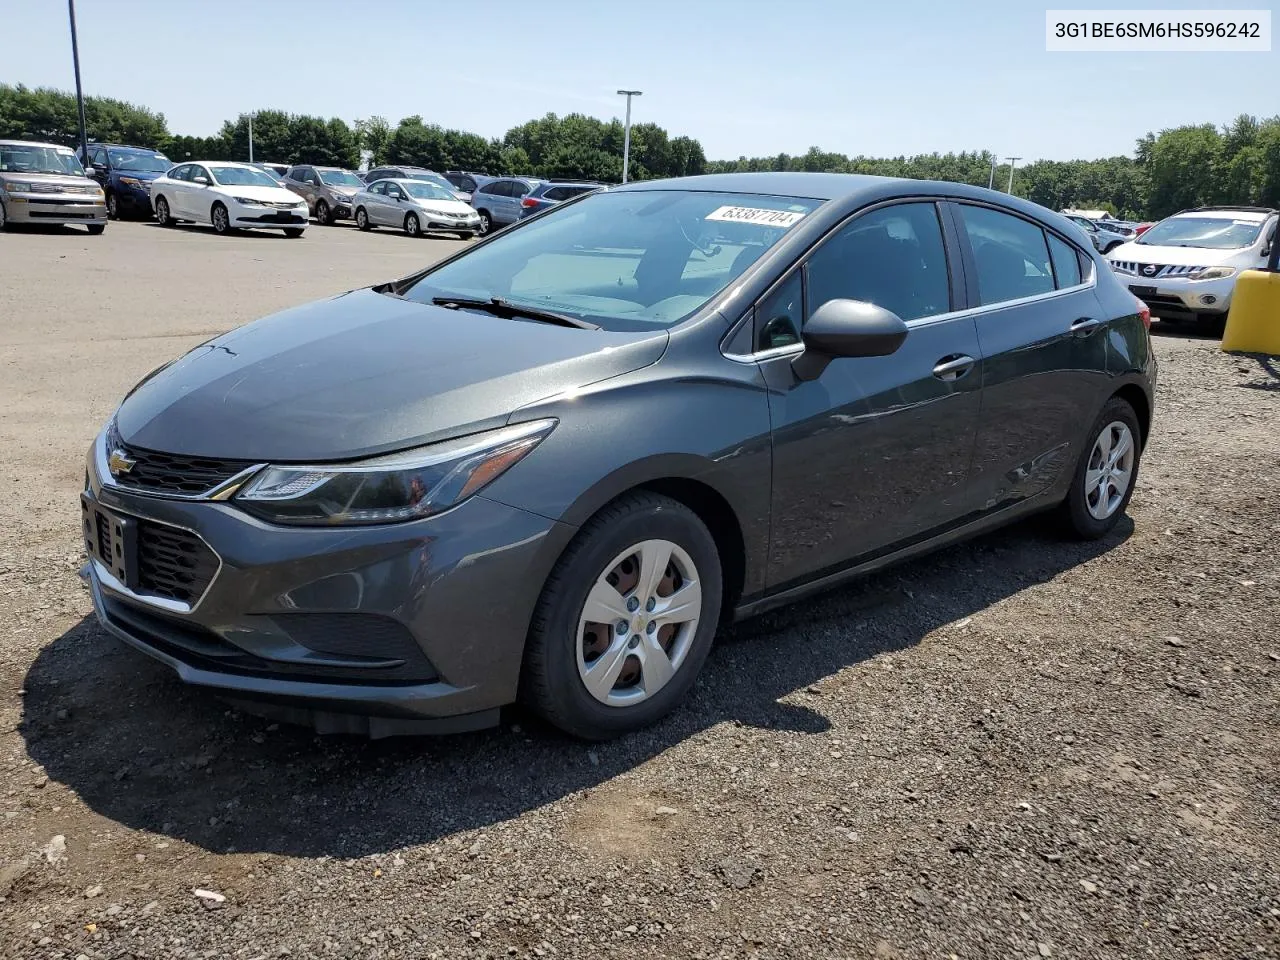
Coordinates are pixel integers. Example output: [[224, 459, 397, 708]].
[[1064, 214, 1132, 253], [1109, 205, 1278, 330], [1133, 222, 1155, 237], [518, 180, 604, 219], [363, 165, 467, 200], [470, 176, 545, 233], [256, 162, 290, 179], [79, 143, 171, 220], [249, 163, 287, 185], [149, 161, 309, 237], [81, 172, 1155, 740], [443, 170, 493, 199], [0, 139, 106, 234], [351, 177, 481, 237], [283, 165, 365, 224]]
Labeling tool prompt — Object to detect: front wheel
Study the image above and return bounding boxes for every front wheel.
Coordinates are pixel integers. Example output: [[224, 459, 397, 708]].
[[521, 492, 723, 739], [315, 199, 331, 225], [404, 212, 421, 237], [355, 207, 372, 231], [1060, 397, 1142, 539], [210, 202, 232, 235]]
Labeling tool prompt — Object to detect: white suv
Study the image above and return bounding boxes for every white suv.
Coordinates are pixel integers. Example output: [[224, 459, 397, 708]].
[[1109, 206, 1278, 331]]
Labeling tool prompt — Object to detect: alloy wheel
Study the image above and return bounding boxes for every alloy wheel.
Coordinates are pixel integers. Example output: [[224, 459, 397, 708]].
[[406, 213, 420, 237], [316, 200, 329, 225], [212, 205, 229, 233], [576, 539, 702, 706], [106, 193, 118, 219], [1084, 421, 1135, 520], [155, 198, 169, 225], [478, 211, 491, 235]]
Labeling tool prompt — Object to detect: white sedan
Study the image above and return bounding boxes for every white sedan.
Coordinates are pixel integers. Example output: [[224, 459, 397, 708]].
[[149, 161, 309, 237]]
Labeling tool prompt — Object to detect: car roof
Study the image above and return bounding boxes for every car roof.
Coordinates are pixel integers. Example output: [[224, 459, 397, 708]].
[[0, 139, 67, 149]]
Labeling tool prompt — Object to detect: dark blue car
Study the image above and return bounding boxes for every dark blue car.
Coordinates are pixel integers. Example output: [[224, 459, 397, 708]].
[[80, 144, 172, 220], [517, 180, 604, 219]]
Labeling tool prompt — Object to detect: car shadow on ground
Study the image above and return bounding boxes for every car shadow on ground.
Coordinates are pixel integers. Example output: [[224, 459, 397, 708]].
[[142, 222, 298, 239], [20, 516, 1131, 860]]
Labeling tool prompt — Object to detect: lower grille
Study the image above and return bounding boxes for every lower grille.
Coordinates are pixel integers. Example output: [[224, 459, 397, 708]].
[[95, 511, 112, 562], [271, 613, 438, 680], [136, 521, 219, 605]]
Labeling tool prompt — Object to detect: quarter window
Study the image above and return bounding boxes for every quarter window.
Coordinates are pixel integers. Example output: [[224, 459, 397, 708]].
[[805, 202, 951, 322], [958, 205, 1055, 306], [1047, 233, 1082, 289], [511, 180, 533, 198]]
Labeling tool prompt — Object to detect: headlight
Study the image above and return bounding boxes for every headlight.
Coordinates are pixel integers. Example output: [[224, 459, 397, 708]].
[[234, 419, 556, 525], [3, 181, 33, 193], [232, 196, 264, 205], [119, 177, 146, 188], [1188, 266, 1236, 281]]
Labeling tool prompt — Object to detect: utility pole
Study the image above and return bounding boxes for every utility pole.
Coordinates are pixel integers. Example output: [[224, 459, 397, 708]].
[[67, 0, 89, 167], [248, 113, 254, 163], [1005, 156, 1021, 193], [987, 154, 998, 190], [616, 90, 642, 183]]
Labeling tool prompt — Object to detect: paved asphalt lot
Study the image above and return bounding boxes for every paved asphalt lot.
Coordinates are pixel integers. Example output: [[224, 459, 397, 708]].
[[1, 220, 1278, 959]]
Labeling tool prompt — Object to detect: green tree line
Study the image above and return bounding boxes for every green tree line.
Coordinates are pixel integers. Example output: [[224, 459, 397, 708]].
[[3, 83, 1277, 219]]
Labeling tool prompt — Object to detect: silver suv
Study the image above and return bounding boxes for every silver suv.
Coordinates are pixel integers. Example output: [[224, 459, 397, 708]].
[[0, 139, 107, 233], [283, 165, 365, 225]]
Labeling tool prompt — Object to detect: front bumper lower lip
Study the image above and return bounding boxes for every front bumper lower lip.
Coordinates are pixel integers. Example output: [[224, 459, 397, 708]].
[[1124, 274, 1237, 315]]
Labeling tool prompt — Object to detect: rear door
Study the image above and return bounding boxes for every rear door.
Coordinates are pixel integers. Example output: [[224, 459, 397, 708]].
[[504, 180, 534, 224], [950, 201, 1109, 512], [760, 200, 986, 588], [286, 166, 314, 208]]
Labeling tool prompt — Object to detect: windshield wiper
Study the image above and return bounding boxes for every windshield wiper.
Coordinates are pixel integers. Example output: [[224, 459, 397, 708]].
[[430, 295, 600, 330]]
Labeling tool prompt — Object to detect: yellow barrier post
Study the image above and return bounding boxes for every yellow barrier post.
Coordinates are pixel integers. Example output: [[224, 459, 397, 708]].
[[1222, 234, 1280, 354]]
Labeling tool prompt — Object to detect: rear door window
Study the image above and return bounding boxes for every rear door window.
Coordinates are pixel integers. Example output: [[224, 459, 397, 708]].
[[957, 205, 1056, 305]]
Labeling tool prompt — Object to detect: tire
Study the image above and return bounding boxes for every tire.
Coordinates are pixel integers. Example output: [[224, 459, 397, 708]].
[[457, 231, 474, 240], [106, 192, 119, 220], [283, 227, 304, 238], [521, 491, 723, 740], [404, 212, 421, 237], [210, 202, 232, 235], [0, 201, 9, 231], [477, 210, 493, 235], [154, 196, 174, 226], [1060, 397, 1142, 540], [355, 207, 372, 231], [86, 224, 106, 235], [315, 199, 331, 225]]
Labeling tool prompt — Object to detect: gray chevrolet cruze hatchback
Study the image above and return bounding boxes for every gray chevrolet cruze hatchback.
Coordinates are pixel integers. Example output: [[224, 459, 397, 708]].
[[82, 173, 1156, 739]]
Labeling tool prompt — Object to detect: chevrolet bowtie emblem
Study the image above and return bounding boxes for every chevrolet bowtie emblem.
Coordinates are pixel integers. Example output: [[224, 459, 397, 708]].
[[107, 449, 137, 477]]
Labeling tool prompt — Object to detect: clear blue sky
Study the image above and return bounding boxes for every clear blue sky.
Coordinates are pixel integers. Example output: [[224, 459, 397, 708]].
[[5, 0, 1277, 161]]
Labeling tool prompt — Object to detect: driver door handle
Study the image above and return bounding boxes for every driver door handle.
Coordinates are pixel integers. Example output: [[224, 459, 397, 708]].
[[932, 354, 976, 381]]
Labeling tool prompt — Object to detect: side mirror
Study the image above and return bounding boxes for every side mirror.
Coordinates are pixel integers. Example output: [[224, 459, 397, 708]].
[[792, 299, 909, 382], [193, 175, 210, 185], [84, 165, 97, 176]]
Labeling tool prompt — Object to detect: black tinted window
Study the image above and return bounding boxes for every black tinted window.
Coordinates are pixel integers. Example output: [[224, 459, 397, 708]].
[[1047, 233, 1082, 288], [484, 180, 513, 197], [170, 165, 190, 181], [959, 205, 1055, 306], [755, 271, 803, 351], [805, 203, 951, 322]]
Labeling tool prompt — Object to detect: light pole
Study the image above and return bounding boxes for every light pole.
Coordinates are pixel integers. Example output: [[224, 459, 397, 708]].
[[248, 113, 254, 163], [987, 154, 998, 190], [616, 89, 642, 183], [67, 0, 89, 166], [1005, 156, 1021, 193]]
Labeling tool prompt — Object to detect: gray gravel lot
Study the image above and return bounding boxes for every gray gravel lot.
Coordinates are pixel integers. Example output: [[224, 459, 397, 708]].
[[1, 221, 1279, 959]]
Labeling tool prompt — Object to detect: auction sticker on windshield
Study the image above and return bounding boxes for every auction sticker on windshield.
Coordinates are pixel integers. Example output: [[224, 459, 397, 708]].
[[705, 206, 807, 228]]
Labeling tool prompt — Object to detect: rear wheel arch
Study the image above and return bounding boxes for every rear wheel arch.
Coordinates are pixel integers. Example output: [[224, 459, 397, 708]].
[[1111, 383, 1151, 448]]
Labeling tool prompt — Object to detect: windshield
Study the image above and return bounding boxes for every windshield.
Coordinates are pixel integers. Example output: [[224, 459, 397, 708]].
[[209, 165, 282, 188], [0, 144, 85, 176], [400, 190, 823, 331], [1138, 216, 1264, 249], [110, 151, 170, 173], [320, 169, 363, 188], [404, 181, 459, 202], [408, 171, 456, 190]]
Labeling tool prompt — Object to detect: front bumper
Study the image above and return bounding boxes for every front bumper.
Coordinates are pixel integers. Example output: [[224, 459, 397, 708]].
[[232, 206, 309, 228], [2, 192, 106, 226], [423, 216, 481, 233], [1118, 272, 1237, 318], [82, 432, 576, 735]]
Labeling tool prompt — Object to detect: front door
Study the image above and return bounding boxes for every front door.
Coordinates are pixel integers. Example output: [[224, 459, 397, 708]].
[[761, 201, 986, 590], [950, 201, 1110, 512]]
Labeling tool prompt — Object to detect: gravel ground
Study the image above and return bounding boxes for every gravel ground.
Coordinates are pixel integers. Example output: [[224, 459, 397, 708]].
[[2, 222, 1279, 960]]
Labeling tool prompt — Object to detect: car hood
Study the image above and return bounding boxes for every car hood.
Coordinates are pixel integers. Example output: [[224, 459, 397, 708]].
[[408, 197, 475, 216], [1111, 241, 1250, 266], [215, 184, 302, 204], [0, 171, 95, 188], [115, 288, 667, 461]]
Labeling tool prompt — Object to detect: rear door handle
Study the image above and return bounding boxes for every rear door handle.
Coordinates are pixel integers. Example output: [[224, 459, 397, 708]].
[[1071, 316, 1107, 336], [932, 354, 976, 381]]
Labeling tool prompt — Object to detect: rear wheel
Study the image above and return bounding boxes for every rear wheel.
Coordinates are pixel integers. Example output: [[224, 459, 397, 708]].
[[355, 207, 372, 231], [210, 202, 232, 235], [86, 223, 106, 235], [154, 196, 174, 226], [0, 201, 8, 231], [477, 210, 493, 235], [1060, 397, 1141, 540], [521, 492, 723, 739], [404, 212, 421, 237], [315, 199, 331, 225]]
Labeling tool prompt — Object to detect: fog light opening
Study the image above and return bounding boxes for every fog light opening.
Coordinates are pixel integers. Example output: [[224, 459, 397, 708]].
[[1200, 295, 1218, 306]]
